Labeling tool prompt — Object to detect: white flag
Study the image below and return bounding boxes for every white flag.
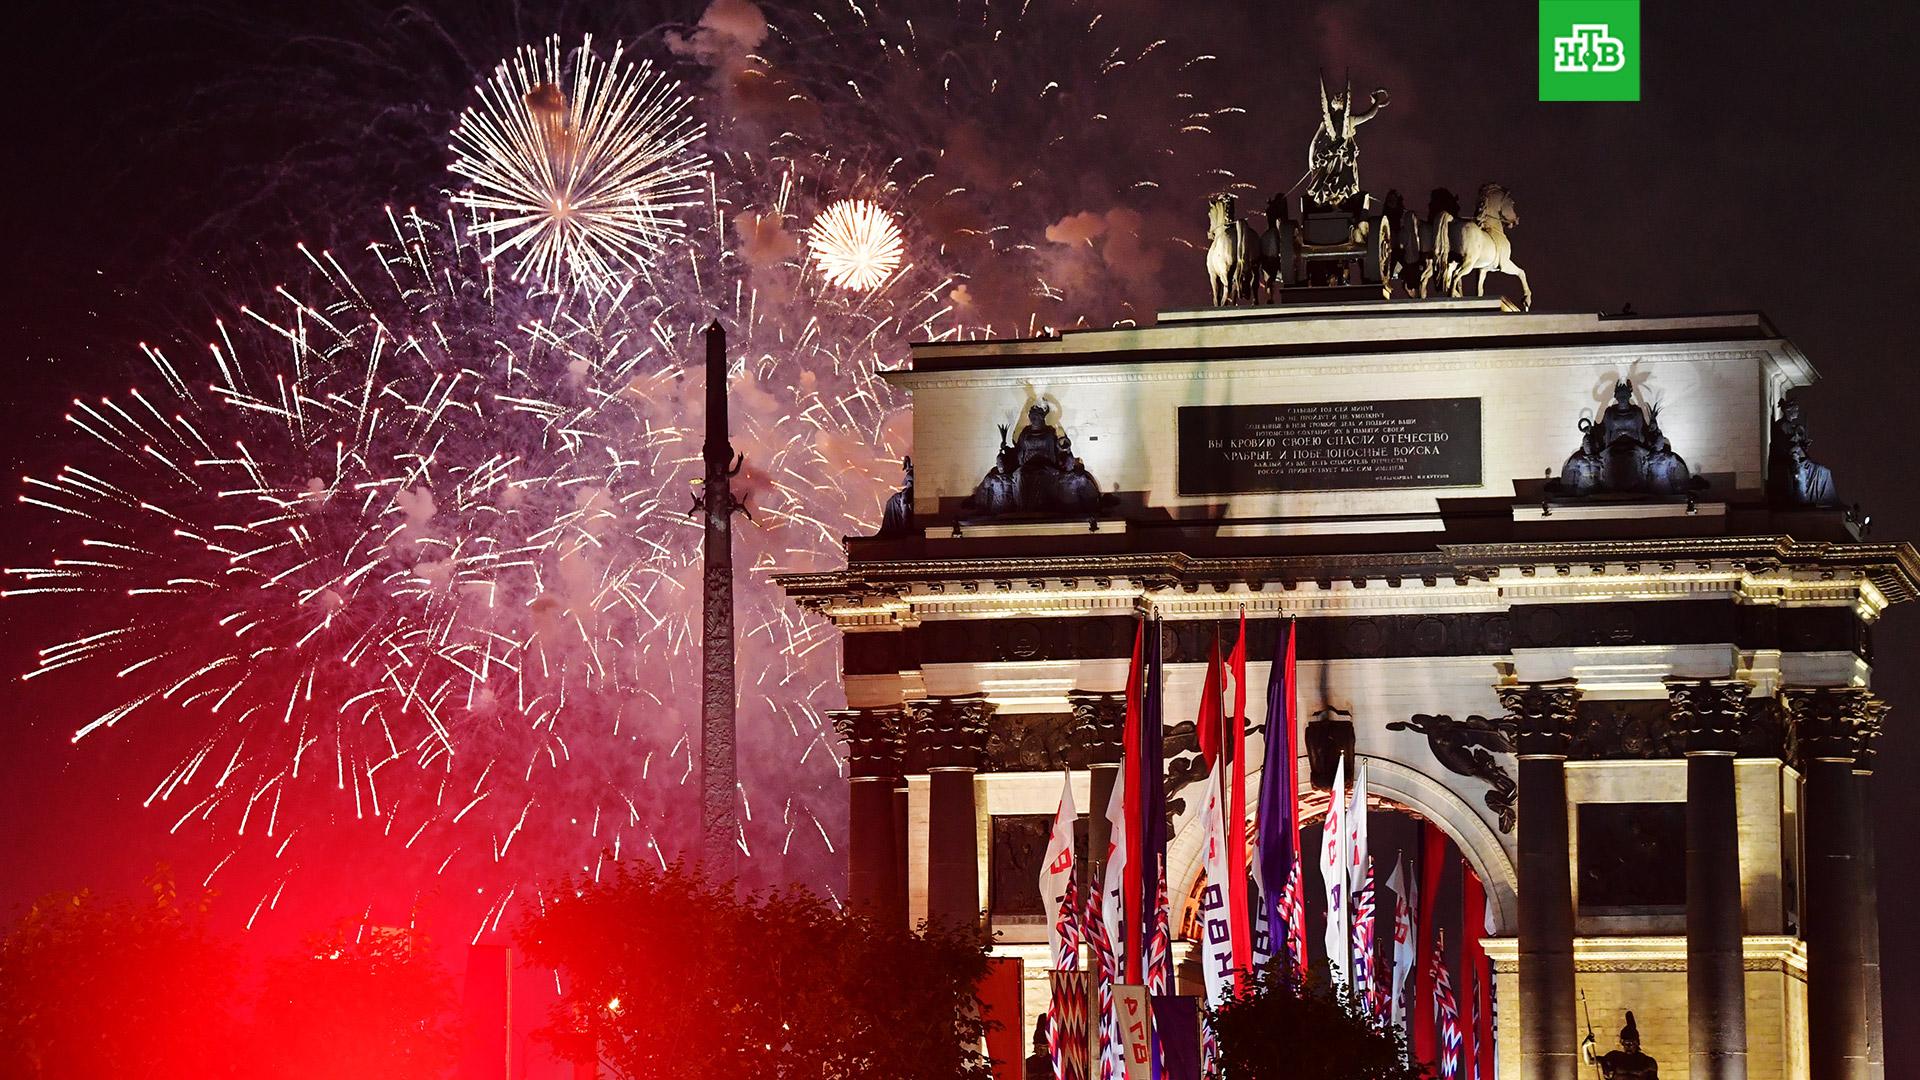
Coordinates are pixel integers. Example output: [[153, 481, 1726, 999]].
[[1387, 851, 1416, 1034], [1198, 761, 1236, 1006], [1345, 760, 1369, 995], [1320, 755, 1348, 987], [1041, 771, 1078, 968], [1347, 759, 1369, 899], [1102, 766, 1129, 966]]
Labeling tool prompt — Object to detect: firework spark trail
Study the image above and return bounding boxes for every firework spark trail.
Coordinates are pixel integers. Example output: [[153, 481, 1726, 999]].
[[10, 2, 1242, 935], [807, 199, 905, 291], [451, 35, 711, 291]]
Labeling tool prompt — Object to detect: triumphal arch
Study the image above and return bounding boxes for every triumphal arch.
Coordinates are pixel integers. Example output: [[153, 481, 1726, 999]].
[[780, 294, 1912, 1079]]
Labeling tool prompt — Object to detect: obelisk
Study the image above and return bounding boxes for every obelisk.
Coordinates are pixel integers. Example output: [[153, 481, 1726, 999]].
[[700, 320, 740, 883]]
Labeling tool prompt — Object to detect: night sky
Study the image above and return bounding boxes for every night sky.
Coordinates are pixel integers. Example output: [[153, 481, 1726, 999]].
[[7, 0, 1919, 1067]]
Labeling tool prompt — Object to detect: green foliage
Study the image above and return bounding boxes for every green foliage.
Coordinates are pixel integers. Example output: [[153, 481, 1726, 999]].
[[248, 925, 459, 1080], [1206, 963, 1430, 1080], [0, 868, 241, 1079], [518, 860, 996, 1080]]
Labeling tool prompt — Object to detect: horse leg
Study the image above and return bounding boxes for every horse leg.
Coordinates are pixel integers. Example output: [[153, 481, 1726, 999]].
[[1505, 260, 1532, 310], [1476, 267, 1488, 297]]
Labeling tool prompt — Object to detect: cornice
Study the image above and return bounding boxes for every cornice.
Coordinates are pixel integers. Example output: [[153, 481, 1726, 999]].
[[776, 537, 1918, 626]]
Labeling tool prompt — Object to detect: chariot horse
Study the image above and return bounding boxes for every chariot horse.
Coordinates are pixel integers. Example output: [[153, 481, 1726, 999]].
[[1439, 182, 1531, 309], [1206, 193, 1258, 306]]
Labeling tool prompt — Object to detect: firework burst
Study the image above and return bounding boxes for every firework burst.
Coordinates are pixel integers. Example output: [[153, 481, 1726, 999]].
[[806, 199, 905, 292], [450, 34, 710, 290]]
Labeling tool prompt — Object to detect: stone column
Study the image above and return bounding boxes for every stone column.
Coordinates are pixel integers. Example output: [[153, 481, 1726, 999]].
[[1667, 678, 1753, 1080], [831, 706, 905, 924], [1494, 679, 1581, 1080], [908, 693, 995, 932], [893, 777, 910, 930], [1855, 699, 1889, 1080], [1783, 687, 1880, 1080], [1070, 689, 1127, 895]]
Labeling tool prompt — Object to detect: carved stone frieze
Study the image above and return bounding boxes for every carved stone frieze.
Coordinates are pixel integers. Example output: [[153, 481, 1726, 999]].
[[905, 694, 995, 772], [1569, 700, 1682, 760], [985, 713, 1075, 773], [1493, 679, 1583, 757], [1387, 713, 1516, 832], [830, 706, 906, 780]]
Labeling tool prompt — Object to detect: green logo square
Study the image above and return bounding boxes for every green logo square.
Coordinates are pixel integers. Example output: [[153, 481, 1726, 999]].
[[1539, 0, 1640, 101]]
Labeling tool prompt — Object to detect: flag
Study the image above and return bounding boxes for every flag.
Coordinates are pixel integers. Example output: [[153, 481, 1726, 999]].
[[1100, 760, 1130, 1080], [1412, 823, 1445, 1064], [1225, 613, 1251, 991], [1282, 861, 1307, 976], [1346, 760, 1369, 904], [1197, 762, 1235, 1007], [1049, 971, 1093, 1080], [1149, 874, 1173, 995], [1042, 771, 1080, 969], [1087, 877, 1120, 1080], [1130, 616, 1169, 985], [1431, 931, 1461, 1080], [1345, 760, 1369, 998], [1350, 855, 1377, 1013], [1319, 754, 1349, 986], [1387, 852, 1417, 1035], [1254, 618, 1300, 969], [1461, 865, 1494, 1080], [1121, 619, 1145, 985]]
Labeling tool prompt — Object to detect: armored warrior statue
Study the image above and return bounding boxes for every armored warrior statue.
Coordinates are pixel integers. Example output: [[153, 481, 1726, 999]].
[[1306, 75, 1389, 212], [1767, 397, 1841, 507], [1550, 381, 1702, 497], [964, 403, 1110, 517], [1583, 1011, 1659, 1080]]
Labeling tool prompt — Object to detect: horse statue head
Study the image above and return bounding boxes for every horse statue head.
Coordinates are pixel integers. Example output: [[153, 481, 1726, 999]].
[[1206, 193, 1237, 238], [1475, 183, 1518, 230]]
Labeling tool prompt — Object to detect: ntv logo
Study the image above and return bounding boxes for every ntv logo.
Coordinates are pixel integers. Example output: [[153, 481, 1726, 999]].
[[1553, 25, 1627, 73], [1539, 1, 1639, 101]]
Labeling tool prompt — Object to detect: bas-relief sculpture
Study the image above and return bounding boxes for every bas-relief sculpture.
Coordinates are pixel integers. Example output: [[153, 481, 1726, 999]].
[[964, 404, 1112, 518], [1386, 713, 1516, 834], [1549, 381, 1704, 498]]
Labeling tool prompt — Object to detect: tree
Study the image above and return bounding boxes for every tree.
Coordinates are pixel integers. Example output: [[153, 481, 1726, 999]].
[[0, 870, 241, 1079], [517, 861, 994, 1080], [1207, 965, 1430, 1080], [246, 924, 459, 1080]]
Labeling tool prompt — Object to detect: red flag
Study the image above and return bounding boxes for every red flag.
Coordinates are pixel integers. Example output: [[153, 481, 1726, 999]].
[[1195, 636, 1224, 768], [1461, 864, 1493, 1080], [1121, 619, 1144, 984], [1226, 613, 1250, 989], [1413, 823, 1447, 1065]]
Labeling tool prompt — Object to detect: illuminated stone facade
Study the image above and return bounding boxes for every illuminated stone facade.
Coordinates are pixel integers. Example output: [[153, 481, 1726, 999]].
[[782, 298, 1915, 1079]]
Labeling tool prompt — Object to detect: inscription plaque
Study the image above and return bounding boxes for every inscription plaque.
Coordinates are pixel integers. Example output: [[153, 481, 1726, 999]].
[[1177, 397, 1482, 495]]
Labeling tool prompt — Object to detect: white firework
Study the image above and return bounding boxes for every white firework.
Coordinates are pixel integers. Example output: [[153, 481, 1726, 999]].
[[449, 34, 709, 290], [806, 199, 905, 292]]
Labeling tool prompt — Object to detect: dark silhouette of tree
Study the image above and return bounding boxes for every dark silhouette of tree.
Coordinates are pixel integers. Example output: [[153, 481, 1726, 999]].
[[0, 869, 241, 1079], [247, 924, 459, 1080], [518, 861, 995, 1080], [1207, 965, 1431, 1080]]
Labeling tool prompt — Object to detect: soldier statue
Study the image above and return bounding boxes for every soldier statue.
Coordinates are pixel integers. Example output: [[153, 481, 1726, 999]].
[[1583, 1011, 1659, 1080], [1307, 75, 1389, 212]]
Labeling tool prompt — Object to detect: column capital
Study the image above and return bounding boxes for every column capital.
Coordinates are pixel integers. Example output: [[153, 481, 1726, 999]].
[[1067, 688, 1126, 766], [1493, 678, 1583, 757], [906, 693, 995, 772], [1664, 677, 1753, 755], [830, 706, 906, 780], [1782, 686, 1884, 769]]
